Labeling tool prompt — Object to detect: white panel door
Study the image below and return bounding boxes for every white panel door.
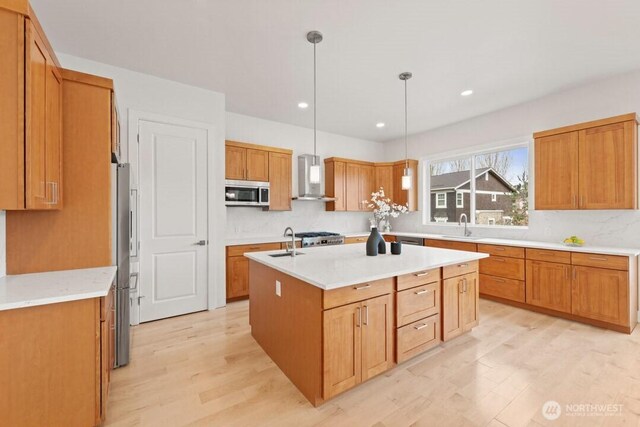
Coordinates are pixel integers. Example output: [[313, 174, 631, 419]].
[[139, 120, 208, 322]]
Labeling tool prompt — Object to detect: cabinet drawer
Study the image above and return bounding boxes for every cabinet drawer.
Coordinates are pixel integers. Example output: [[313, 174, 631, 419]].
[[280, 241, 301, 250], [477, 244, 524, 259], [397, 314, 440, 363], [397, 268, 441, 291], [425, 239, 477, 252], [480, 256, 525, 281], [227, 242, 282, 257], [345, 236, 368, 244], [526, 248, 571, 264], [443, 260, 478, 279], [397, 282, 440, 327], [479, 274, 525, 303], [323, 278, 394, 309], [571, 252, 628, 271]]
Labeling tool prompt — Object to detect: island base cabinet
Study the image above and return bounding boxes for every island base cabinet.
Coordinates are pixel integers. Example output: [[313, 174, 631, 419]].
[[323, 293, 394, 400], [442, 272, 479, 341], [572, 266, 629, 326]]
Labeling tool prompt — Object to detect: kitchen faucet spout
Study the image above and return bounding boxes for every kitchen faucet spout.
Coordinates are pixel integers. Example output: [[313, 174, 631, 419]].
[[283, 227, 296, 257]]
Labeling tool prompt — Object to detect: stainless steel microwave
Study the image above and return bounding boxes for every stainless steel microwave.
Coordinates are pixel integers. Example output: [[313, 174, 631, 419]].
[[225, 180, 270, 207]]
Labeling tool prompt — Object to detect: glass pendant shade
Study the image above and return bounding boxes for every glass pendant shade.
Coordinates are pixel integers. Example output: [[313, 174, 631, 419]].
[[309, 164, 321, 184], [401, 168, 412, 190]]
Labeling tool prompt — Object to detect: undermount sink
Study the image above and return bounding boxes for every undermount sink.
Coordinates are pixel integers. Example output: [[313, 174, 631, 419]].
[[269, 252, 305, 258], [440, 235, 483, 241]]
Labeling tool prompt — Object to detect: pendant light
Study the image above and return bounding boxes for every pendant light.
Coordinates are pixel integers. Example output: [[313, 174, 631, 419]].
[[307, 30, 323, 184], [399, 71, 413, 190]]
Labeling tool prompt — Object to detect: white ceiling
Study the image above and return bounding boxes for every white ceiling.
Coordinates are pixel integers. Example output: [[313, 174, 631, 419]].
[[31, 0, 640, 142]]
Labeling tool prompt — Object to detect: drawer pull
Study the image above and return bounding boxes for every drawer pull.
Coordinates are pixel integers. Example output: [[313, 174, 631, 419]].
[[495, 247, 505, 251], [249, 246, 261, 250], [493, 278, 505, 283], [414, 323, 429, 330], [414, 289, 431, 295], [493, 258, 505, 262], [353, 284, 371, 290], [457, 263, 469, 268], [589, 256, 608, 261], [414, 271, 430, 277]]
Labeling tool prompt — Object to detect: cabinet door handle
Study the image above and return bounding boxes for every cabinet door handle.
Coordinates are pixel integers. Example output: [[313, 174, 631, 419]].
[[464, 278, 468, 293], [45, 182, 56, 205], [579, 195, 584, 208], [414, 323, 429, 330], [573, 267, 577, 280], [459, 280, 464, 294], [573, 194, 577, 208], [414, 289, 430, 295], [414, 271, 430, 277], [564, 266, 569, 280], [353, 284, 371, 290], [356, 307, 361, 327], [363, 305, 369, 326]]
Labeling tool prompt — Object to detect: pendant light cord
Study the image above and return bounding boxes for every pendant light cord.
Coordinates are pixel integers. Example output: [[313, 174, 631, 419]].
[[313, 38, 317, 166], [404, 78, 408, 170]]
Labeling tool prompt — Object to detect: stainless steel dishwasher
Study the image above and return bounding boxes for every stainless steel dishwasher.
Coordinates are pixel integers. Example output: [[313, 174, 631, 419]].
[[395, 235, 423, 246]]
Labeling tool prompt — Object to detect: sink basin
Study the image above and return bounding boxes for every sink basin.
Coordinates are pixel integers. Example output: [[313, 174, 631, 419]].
[[440, 235, 483, 241], [269, 252, 305, 258]]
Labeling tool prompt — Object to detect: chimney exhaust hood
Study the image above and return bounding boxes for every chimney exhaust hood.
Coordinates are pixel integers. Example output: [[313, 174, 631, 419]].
[[292, 154, 336, 202]]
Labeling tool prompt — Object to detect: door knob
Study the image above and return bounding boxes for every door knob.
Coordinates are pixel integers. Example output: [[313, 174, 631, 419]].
[[194, 240, 207, 246]]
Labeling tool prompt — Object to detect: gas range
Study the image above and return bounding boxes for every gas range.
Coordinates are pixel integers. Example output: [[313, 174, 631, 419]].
[[295, 232, 345, 247]]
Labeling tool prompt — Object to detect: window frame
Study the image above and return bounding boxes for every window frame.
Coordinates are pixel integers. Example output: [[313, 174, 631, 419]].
[[456, 192, 464, 208], [422, 138, 531, 229], [435, 192, 447, 208], [491, 193, 497, 202]]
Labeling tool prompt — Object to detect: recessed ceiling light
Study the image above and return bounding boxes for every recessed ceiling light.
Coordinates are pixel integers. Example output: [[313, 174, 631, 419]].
[[298, 102, 309, 109], [460, 89, 474, 97], [376, 122, 385, 128]]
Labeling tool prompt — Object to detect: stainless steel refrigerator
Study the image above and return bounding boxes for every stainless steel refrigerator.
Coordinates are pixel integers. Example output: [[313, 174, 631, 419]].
[[111, 163, 131, 367]]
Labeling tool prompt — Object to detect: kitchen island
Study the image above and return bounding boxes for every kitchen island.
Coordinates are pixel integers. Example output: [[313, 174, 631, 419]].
[[246, 243, 488, 406]]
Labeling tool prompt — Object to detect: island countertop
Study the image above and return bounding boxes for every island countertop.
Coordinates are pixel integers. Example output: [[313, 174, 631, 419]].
[[245, 243, 488, 290], [0, 266, 117, 312]]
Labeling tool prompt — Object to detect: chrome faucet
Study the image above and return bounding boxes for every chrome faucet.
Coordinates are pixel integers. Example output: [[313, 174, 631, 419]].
[[459, 214, 471, 237], [283, 227, 296, 257]]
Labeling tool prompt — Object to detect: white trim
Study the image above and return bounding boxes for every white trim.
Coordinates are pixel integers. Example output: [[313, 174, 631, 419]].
[[456, 192, 464, 208], [491, 193, 497, 202], [436, 192, 447, 208], [128, 109, 225, 317]]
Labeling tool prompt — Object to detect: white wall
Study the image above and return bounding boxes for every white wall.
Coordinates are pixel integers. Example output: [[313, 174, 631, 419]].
[[55, 54, 227, 309], [226, 112, 387, 237], [384, 69, 640, 249]]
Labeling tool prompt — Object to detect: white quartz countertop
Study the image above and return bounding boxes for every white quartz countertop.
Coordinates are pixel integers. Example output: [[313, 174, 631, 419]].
[[0, 266, 117, 312], [226, 236, 302, 246], [344, 231, 640, 257], [245, 243, 487, 290]]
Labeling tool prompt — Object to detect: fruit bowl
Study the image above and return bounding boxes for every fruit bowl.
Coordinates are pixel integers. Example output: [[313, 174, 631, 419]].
[[563, 236, 585, 247]]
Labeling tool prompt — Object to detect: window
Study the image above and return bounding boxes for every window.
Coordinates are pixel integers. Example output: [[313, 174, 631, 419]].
[[425, 144, 529, 227]]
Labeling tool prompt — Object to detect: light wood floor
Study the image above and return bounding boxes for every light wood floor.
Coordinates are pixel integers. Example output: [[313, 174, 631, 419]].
[[105, 299, 640, 427]]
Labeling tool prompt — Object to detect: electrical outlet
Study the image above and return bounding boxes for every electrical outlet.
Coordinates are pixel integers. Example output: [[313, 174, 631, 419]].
[[275, 280, 281, 297]]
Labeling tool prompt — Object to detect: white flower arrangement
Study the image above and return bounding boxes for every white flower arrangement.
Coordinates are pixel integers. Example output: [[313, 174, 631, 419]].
[[364, 187, 409, 229]]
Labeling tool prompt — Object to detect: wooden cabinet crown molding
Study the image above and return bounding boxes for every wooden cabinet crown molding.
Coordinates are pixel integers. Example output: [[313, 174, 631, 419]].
[[225, 140, 293, 155], [61, 68, 114, 90], [533, 112, 638, 139]]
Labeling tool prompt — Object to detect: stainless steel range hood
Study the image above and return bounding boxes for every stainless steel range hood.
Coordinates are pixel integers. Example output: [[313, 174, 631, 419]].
[[292, 154, 336, 202]]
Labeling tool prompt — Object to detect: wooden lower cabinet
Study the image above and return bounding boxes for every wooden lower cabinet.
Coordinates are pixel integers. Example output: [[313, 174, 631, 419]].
[[525, 260, 572, 313], [0, 294, 113, 426], [425, 239, 477, 252], [443, 272, 479, 341], [397, 315, 441, 363], [323, 293, 393, 399], [572, 266, 629, 326], [479, 274, 525, 303]]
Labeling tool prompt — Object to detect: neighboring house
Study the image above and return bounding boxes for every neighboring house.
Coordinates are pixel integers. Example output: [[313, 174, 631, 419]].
[[430, 167, 516, 225]]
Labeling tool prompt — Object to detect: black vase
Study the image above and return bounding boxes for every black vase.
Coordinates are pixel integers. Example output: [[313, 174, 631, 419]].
[[366, 227, 382, 256]]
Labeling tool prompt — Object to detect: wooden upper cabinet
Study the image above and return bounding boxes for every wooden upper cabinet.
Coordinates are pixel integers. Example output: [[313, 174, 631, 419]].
[[325, 160, 346, 211], [246, 149, 269, 182], [267, 152, 291, 211], [535, 132, 579, 210], [578, 122, 636, 209], [0, 8, 62, 210], [225, 145, 246, 180], [534, 113, 638, 211], [359, 165, 375, 211], [345, 163, 362, 211], [375, 165, 394, 200]]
